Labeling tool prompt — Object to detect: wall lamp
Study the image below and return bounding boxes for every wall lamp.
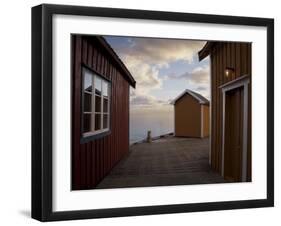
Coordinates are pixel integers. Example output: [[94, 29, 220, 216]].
[[225, 67, 235, 78]]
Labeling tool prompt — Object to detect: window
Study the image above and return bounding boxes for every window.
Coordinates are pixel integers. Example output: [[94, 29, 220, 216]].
[[82, 67, 110, 137]]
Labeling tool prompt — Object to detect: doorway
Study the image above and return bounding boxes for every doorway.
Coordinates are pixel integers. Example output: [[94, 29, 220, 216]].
[[224, 87, 244, 181], [221, 75, 249, 182]]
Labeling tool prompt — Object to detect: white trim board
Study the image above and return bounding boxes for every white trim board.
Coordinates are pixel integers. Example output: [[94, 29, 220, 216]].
[[221, 75, 250, 182]]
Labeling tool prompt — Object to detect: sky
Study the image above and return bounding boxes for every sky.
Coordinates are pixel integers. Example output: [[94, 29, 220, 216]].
[[105, 36, 210, 111]]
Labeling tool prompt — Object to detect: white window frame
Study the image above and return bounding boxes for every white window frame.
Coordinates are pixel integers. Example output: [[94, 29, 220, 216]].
[[82, 67, 111, 137]]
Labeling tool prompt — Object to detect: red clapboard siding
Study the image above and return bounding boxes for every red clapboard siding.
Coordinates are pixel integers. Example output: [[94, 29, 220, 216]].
[[71, 35, 130, 190]]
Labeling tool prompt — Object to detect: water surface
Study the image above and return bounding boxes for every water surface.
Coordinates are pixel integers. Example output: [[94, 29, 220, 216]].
[[129, 106, 174, 144]]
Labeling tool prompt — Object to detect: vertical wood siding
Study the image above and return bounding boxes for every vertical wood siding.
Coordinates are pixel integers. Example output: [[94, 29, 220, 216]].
[[210, 42, 252, 181], [202, 105, 210, 137], [174, 94, 201, 138], [72, 35, 130, 190]]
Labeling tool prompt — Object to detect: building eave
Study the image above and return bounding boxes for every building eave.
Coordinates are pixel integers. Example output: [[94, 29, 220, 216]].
[[171, 89, 209, 105], [96, 36, 136, 88], [198, 42, 215, 61]]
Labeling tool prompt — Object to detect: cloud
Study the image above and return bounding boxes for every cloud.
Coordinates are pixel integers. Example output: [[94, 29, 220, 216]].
[[123, 57, 163, 95], [114, 38, 206, 66], [194, 84, 210, 100], [196, 85, 208, 91], [130, 94, 169, 107], [105, 37, 208, 107], [119, 40, 205, 97], [167, 65, 210, 85], [165, 65, 210, 100]]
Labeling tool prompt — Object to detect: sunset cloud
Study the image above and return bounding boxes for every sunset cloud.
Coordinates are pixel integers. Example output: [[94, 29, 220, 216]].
[[114, 38, 206, 97], [130, 94, 169, 107], [113, 37, 205, 66], [122, 57, 163, 95], [167, 65, 210, 85], [196, 85, 209, 92], [105, 36, 209, 107], [165, 65, 210, 99]]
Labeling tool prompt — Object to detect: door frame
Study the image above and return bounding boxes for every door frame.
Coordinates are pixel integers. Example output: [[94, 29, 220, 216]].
[[220, 75, 250, 182]]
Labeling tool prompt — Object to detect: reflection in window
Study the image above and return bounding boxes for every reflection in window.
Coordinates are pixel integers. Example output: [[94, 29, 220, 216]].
[[95, 114, 101, 131], [103, 98, 108, 113], [102, 82, 108, 97], [95, 95, 101, 113], [103, 114, 108, 129], [84, 93, 92, 112], [95, 77, 102, 95], [83, 113, 91, 133], [84, 72, 92, 92]]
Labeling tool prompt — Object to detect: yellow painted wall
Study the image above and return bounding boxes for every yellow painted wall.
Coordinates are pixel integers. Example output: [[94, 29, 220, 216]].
[[174, 94, 201, 137], [202, 105, 210, 137]]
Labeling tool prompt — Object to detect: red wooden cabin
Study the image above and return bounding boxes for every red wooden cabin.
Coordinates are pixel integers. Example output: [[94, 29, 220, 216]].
[[199, 41, 251, 182], [71, 35, 136, 190]]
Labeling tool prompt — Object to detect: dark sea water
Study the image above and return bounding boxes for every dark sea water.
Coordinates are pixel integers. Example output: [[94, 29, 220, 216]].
[[129, 106, 174, 144]]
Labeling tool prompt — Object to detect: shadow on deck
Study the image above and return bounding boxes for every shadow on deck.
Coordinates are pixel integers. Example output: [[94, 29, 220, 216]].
[[96, 136, 225, 189]]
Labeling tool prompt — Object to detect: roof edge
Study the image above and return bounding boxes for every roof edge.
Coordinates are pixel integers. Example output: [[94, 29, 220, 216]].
[[198, 42, 215, 61], [96, 36, 136, 88], [170, 89, 209, 105]]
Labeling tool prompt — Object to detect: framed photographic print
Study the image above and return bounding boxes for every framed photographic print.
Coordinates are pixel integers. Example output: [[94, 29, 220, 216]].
[[31, 4, 274, 221]]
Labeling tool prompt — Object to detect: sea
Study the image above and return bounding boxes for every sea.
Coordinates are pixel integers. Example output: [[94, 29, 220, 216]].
[[129, 106, 174, 144]]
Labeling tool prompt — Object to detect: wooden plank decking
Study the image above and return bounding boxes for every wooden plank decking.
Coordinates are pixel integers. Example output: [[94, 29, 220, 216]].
[[96, 137, 225, 189]]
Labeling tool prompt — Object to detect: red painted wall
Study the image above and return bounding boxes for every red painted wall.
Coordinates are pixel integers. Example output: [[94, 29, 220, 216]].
[[72, 35, 130, 190]]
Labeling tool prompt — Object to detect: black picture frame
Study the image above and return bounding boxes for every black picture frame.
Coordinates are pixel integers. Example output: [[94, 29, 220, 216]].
[[31, 4, 274, 222]]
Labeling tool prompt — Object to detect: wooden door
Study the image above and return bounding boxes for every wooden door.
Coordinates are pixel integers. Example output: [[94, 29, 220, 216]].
[[224, 87, 244, 182]]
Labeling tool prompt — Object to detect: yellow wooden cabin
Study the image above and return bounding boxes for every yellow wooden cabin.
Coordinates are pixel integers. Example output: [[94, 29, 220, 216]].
[[171, 89, 210, 138]]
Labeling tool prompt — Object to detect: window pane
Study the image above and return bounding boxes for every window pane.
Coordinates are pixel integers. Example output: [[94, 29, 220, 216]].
[[84, 93, 91, 112], [103, 114, 108, 129], [102, 81, 109, 97], [83, 113, 91, 133], [95, 95, 101, 112], [84, 71, 92, 92], [103, 98, 108, 113], [95, 114, 101, 131], [95, 76, 102, 95]]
